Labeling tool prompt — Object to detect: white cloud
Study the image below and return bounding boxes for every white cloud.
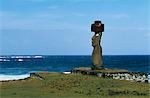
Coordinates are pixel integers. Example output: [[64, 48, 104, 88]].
[[0, 10, 87, 31], [47, 6, 59, 10], [64, 0, 119, 2], [99, 13, 130, 19], [107, 27, 149, 31], [20, 0, 120, 3], [71, 12, 86, 17], [113, 14, 129, 19], [22, 0, 46, 2], [137, 27, 149, 31]]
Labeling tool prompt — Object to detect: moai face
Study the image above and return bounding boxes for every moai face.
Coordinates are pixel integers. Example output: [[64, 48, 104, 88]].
[[91, 21, 104, 33], [92, 35, 100, 47]]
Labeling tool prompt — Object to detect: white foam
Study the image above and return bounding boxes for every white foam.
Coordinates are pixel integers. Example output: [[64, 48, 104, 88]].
[[18, 59, 23, 62], [62, 71, 71, 74], [34, 56, 43, 58], [148, 74, 150, 83], [0, 74, 30, 81]]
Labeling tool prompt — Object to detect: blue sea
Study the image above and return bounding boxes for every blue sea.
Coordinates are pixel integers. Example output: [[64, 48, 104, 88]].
[[0, 55, 149, 80]]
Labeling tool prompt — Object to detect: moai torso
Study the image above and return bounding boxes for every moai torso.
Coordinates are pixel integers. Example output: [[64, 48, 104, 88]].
[[92, 32, 103, 69]]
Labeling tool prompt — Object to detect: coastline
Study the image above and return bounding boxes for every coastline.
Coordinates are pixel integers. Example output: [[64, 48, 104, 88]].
[[1, 68, 150, 83]]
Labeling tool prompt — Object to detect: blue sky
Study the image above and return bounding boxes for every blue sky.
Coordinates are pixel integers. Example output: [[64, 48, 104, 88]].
[[0, 0, 149, 55]]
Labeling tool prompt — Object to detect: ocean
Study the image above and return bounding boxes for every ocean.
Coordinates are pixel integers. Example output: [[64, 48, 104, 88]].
[[0, 55, 149, 80]]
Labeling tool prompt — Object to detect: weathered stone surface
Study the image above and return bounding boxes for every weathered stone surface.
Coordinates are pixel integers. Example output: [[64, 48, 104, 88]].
[[71, 68, 149, 83], [91, 20, 104, 70], [30, 73, 45, 80], [92, 33, 103, 69]]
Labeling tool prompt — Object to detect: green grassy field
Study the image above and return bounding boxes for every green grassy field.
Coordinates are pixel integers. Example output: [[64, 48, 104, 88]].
[[0, 72, 149, 98]]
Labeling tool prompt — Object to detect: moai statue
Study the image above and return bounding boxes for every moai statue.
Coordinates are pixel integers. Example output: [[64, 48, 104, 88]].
[[91, 20, 104, 70]]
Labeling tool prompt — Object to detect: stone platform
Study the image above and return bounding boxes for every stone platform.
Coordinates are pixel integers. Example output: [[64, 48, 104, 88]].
[[71, 67, 149, 83]]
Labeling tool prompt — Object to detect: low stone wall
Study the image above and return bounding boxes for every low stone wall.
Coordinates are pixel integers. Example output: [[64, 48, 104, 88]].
[[97, 72, 148, 83], [71, 69, 149, 83]]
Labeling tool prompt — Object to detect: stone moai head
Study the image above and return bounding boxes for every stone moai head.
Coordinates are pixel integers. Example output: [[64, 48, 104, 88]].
[[91, 20, 104, 33]]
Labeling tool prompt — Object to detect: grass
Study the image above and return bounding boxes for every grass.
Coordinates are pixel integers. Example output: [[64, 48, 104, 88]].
[[0, 72, 150, 98]]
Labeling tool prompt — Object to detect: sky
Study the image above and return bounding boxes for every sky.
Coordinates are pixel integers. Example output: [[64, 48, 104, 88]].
[[0, 0, 149, 55]]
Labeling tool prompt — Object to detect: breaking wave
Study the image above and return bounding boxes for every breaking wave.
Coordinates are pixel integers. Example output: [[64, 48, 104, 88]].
[[0, 74, 30, 81]]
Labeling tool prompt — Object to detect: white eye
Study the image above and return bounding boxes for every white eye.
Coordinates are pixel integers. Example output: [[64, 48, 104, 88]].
[[96, 34, 99, 36]]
